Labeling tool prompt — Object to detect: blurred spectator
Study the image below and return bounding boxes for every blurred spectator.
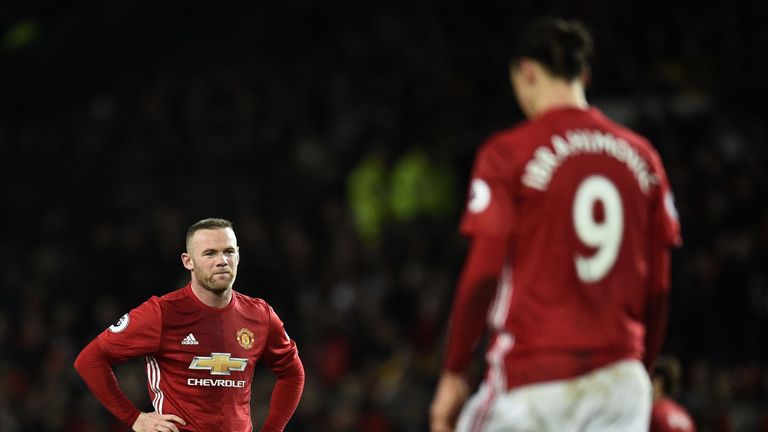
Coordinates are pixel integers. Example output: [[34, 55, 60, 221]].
[[652, 356, 697, 431]]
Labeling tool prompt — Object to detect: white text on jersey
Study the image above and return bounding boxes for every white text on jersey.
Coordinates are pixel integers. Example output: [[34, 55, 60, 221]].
[[187, 378, 246, 388], [522, 130, 654, 193]]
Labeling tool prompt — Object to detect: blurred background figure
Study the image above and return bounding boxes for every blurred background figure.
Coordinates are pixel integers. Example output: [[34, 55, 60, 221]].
[[652, 356, 696, 432], [431, 17, 679, 432]]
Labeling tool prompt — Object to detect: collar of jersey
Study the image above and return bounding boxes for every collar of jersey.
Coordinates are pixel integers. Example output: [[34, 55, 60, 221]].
[[184, 283, 237, 312]]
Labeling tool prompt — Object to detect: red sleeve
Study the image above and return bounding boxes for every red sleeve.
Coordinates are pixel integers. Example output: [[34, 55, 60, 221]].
[[74, 339, 142, 427], [73, 298, 162, 427], [644, 244, 670, 371], [644, 159, 681, 370], [260, 306, 305, 432], [651, 153, 682, 248], [97, 297, 162, 360], [444, 137, 515, 373], [460, 140, 516, 239], [443, 235, 508, 373]]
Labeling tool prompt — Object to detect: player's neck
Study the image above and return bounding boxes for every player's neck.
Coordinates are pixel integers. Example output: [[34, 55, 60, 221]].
[[532, 81, 588, 118], [190, 281, 233, 308]]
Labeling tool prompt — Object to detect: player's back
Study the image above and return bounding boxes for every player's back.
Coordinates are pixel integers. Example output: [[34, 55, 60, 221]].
[[484, 107, 671, 388]]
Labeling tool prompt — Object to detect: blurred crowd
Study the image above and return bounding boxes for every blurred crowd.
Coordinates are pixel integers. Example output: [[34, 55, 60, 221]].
[[1, 2, 767, 431]]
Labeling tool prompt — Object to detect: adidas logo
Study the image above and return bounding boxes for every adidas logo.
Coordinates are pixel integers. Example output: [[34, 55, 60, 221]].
[[181, 333, 199, 345]]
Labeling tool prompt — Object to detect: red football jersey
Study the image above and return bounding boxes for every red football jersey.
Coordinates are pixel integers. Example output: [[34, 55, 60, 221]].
[[95, 283, 299, 431], [651, 398, 696, 432], [455, 107, 681, 389]]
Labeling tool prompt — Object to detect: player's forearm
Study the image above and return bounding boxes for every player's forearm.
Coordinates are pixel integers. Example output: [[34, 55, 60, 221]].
[[74, 339, 142, 427], [430, 370, 470, 430], [443, 236, 507, 373], [261, 359, 305, 432]]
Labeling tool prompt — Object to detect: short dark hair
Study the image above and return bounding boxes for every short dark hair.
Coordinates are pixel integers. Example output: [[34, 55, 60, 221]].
[[510, 17, 593, 80], [186, 218, 234, 249], [652, 355, 683, 397]]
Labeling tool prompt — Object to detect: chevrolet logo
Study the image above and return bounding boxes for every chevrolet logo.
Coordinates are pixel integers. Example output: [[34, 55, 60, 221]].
[[189, 353, 248, 375]]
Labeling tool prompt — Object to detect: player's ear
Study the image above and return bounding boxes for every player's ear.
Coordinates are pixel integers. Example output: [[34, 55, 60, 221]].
[[509, 62, 526, 93], [515, 59, 537, 85], [181, 252, 194, 270]]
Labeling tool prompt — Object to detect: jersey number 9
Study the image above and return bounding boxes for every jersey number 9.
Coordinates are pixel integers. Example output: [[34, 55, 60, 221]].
[[572, 175, 624, 283]]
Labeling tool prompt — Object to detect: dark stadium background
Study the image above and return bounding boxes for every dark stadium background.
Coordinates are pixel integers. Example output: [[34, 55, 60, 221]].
[[1, 1, 767, 431]]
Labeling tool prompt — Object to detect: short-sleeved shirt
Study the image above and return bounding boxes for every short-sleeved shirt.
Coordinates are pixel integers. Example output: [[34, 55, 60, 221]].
[[460, 107, 681, 389], [97, 283, 299, 432]]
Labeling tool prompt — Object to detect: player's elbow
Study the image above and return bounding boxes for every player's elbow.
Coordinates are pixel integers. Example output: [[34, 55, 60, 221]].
[[294, 361, 306, 389], [73, 339, 107, 376], [288, 356, 305, 381], [73, 349, 87, 376]]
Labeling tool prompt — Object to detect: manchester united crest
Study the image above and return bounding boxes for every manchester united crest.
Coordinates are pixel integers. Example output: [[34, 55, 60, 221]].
[[236, 328, 255, 349]]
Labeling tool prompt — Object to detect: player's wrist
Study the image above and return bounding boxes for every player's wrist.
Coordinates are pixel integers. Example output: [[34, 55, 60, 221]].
[[126, 409, 143, 429]]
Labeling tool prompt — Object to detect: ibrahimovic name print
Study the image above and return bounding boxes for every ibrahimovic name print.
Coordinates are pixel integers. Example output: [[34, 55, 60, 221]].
[[522, 129, 655, 193]]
